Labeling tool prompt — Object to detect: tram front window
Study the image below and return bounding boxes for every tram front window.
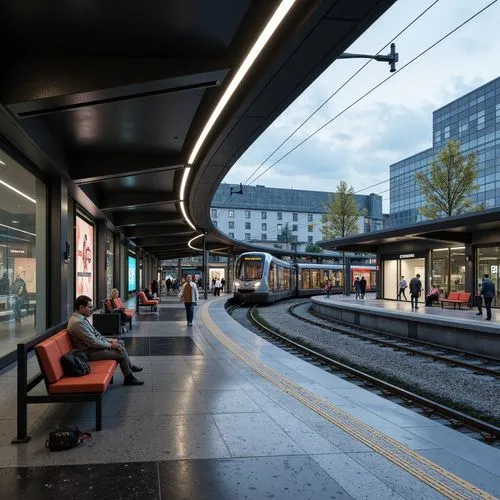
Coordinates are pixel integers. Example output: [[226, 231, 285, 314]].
[[237, 257, 264, 280]]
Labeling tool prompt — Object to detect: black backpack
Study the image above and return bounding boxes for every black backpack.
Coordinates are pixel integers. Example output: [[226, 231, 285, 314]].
[[61, 350, 90, 377], [46, 426, 91, 451]]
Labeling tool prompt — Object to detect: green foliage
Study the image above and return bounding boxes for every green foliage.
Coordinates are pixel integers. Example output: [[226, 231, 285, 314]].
[[305, 242, 323, 253], [321, 181, 364, 239], [415, 140, 483, 219]]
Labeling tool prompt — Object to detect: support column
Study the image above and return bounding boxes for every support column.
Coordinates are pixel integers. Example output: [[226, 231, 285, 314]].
[[465, 243, 474, 294], [96, 220, 107, 307], [202, 233, 208, 300], [47, 177, 68, 326]]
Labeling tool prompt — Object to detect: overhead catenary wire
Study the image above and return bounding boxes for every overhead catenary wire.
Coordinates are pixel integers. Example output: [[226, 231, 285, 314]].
[[216, 0, 442, 217], [248, 0, 498, 186]]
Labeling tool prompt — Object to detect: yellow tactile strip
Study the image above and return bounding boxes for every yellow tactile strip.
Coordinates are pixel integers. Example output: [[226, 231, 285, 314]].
[[201, 303, 496, 500]]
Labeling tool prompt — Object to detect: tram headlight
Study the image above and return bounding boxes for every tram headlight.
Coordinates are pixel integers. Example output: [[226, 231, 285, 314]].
[[234, 281, 240, 288], [254, 281, 261, 288]]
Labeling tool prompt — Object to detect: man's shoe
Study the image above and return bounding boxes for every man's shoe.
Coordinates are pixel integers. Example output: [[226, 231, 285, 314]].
[[476, 312, 482, 315], [124, 374, 144, 385], [131, 365, 143, 373], [188, 322, 193, 326], [486, 318, 492, 321]]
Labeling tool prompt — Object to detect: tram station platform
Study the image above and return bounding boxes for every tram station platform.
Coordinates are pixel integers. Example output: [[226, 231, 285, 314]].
[[0, 294, 499, 499], [311, 294, 500, 358]]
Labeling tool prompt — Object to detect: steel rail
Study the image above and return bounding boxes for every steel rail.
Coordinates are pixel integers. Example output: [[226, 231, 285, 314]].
[[246, 304, 500, 444]]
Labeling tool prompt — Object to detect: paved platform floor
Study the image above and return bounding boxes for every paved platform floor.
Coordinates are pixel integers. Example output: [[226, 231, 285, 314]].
[[318, 293, 500, 330], [0, 293, 499, 499]]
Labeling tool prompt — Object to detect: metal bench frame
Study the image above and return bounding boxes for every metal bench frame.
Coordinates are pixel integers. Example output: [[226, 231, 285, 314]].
[[12, 323, 113, 444]]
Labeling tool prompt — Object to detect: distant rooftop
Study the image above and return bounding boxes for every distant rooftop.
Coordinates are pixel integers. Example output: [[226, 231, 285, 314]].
[[211, 183, 381, 214]]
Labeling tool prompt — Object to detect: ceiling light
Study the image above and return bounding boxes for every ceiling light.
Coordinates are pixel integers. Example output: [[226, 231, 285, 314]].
[[187, 0, 297, 165], [0, 179, 36, 204], [188, 233, 203, 251], [0, 160, 5, 165], [179, 201, 196, 231], [0, 223, 36, 237], [179, 167, 191, 202], [11, 220, 19, 224]]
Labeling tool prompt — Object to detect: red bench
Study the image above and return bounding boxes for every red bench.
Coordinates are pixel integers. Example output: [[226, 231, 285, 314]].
[[13, 326, 118, 443], [136, 291, 159, 312], [440, 291, 472, 309], [35, 330, 117, 430]]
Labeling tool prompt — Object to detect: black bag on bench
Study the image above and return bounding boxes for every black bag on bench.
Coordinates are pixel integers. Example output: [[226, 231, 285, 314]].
[[61, 350, 90, 377]]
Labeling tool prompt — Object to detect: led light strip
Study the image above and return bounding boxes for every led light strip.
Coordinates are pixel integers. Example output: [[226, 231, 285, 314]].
[[187, 233, 204, 251], [188, 0, 298, 165], [178, 0, 298, 235], [0, 223, 36, 237], [0, 179, 36, 204]]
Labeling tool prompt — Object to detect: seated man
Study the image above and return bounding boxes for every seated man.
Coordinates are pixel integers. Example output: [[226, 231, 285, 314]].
[[67, 295, 144, 386], [143, 288, 159, 311], [425, 285, 440, 306]]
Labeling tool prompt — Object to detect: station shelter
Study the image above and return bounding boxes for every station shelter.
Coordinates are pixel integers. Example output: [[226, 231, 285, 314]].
[[319, 207, 500, 306]]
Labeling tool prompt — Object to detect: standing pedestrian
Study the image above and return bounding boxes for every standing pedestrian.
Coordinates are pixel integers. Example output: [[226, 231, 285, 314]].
[[353, 277, 361, 299], [220, 277, 225, 293], [409, 273, 422, 310], [324, 278, 332, 298], [214, 277, 222, 296], [359, 276, 367, 299], [11, 271, 27, 326], [480, 273, 495, 321], [398, 276, 408, 301], [179, 275, 199, 326]]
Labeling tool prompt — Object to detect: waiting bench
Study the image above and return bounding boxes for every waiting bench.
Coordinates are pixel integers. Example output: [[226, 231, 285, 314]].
[[440, 291, 472, 309], [136, 291, 159, 312], [12, 325, 117, 443]]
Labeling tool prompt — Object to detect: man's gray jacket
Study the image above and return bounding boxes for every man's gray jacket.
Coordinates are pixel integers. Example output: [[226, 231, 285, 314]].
[[67, 312, 111, 353]]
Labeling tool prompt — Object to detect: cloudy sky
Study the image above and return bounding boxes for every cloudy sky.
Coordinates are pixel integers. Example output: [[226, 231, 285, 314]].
[[222, 0, 500, 212]]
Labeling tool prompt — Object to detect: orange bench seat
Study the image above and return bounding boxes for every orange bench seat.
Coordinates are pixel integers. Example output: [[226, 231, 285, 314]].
[[440, 292, 471, 309], [34, 329, 118, 430]]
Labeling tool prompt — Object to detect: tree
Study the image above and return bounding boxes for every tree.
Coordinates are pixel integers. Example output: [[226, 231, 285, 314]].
[[415, 139, 483, 219], [305, 243, 323, 253], [321, 181, 364, 295], [321, 181, 364, 239]]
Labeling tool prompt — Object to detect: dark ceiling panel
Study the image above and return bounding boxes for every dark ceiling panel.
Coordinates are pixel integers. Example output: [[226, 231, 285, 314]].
[[2, 0, 253, 57], [33, 90, 206, 152], [92, 170, 177, 194]]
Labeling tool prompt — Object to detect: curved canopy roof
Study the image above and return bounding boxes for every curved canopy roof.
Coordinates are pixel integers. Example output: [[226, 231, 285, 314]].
[[1, 0, 395, 259]]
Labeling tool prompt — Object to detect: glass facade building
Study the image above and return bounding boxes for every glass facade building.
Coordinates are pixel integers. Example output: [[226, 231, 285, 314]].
[[390, 76, 500, 227]]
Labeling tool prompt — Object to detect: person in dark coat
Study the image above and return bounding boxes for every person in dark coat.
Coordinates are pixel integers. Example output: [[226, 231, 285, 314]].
[[409, 273, 422, 310], [359, 276, 367, 299], [151, 280, 159, 297], [480, 274, 496, 321]]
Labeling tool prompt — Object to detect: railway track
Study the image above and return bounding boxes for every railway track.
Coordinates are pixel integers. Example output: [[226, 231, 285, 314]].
[[233, 303, 500, 445], [291, 302, 500, 378]]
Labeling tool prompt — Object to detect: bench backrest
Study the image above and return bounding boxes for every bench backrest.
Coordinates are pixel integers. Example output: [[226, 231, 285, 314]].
[[446, 292, 460, 300], [458, 292, 471, 302], [35, 330, 73, 384], [137, 291, 148, 304]]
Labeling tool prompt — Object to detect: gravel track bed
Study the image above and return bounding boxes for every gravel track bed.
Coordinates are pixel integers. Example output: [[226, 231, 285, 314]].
[[255, 300, 500, 422]]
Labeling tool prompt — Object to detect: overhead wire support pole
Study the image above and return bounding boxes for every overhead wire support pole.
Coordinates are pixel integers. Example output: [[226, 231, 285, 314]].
[[202, 232, 208, 300], [337, 43, 399, 72]]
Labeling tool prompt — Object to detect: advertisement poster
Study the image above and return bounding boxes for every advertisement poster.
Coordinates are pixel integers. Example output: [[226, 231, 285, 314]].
[[13, 257, 36, 293], [128, 256, 136, 292], [76, 215, 94, 299]]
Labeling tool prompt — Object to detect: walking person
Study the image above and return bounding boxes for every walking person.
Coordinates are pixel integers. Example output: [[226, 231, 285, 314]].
[[166, 278, 172, 296], [359, 276, 367, 299], [475, 279, 484, 316], [179, 275, 199, 326], [214, 277, 222, 296], [409, 273, 422, 310], [398, 276, 408, 301], [220, 277, 225, 293], [324, 278, 332, 298], [353, 277, 361, 299], [480, 274, 496, 321]]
